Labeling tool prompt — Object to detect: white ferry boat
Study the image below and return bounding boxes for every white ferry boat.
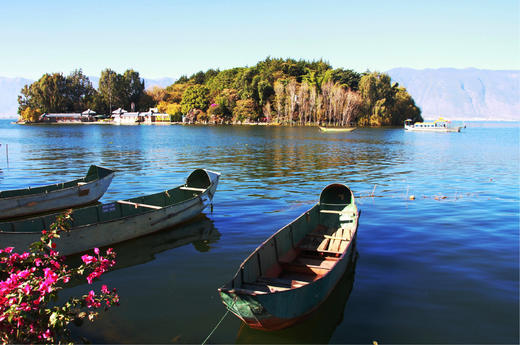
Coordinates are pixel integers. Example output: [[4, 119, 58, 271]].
[[404, 118, 463, 132]]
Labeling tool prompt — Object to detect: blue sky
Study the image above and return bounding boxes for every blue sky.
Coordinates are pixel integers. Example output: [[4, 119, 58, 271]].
[[0, 0, 518, 79]]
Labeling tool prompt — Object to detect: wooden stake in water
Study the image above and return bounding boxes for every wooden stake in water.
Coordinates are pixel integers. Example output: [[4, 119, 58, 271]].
[[6, 144, 8, 165], [370, 184, 377, 197]]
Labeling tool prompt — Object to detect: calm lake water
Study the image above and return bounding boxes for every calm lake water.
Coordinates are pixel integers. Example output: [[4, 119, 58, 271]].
[[0, 120, 518, 344]]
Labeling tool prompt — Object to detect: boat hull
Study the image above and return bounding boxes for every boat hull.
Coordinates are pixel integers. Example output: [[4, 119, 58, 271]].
[[405, 126, 461, 132], [220, 233, 357, 330], [0, 166, 114, 219], [319, 126, 356, 132], [0, 169, 219, 256]]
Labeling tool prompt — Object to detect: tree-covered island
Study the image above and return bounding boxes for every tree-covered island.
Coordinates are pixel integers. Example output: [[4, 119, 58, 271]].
[[17, 58, 423, 126]]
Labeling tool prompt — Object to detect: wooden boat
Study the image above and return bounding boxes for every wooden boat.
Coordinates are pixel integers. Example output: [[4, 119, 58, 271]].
[[0, 169, 220, 256], [0, 165, 115, 220], [319, 126, 356, 132], [236, 250, 357, 342], [218, 184, 359, 331], [404, 117, 462, 132]]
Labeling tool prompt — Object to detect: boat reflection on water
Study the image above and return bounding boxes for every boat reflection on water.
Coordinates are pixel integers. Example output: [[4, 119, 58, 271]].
[[67, 215, 220, 271], [111, 215, 220, 270], [236, 240, 358, 344]]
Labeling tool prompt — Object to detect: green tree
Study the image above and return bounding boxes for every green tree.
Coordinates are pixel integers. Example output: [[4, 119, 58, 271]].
[[214, 88, 238, 122], [257, 80, 274, 106], [391, 86, 423, 125], [66, 69, 96, 111], [122, 69, 145, 111], [232, 99, 257, 123], [180, 85, 210, 114], [98, 69, 124, 114], [19, 73, 69, 113], [358, 72, 393, 125], [330, 68, 361, 90], [358, 72, 420, 126]]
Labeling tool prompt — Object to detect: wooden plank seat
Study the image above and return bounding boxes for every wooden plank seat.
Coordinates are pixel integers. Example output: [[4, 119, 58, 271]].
[[299, 252, 340, 261], [117, 200, 162, 209], [320, 209, 351, 215], [179, 186, 206, 192], [307, 233, 349, 241], [257, 277, 310, 289], [298, 234, 348, 256]]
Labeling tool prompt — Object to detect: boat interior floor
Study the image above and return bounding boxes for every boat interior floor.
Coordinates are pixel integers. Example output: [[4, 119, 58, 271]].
[[243, 223, 353, 293]]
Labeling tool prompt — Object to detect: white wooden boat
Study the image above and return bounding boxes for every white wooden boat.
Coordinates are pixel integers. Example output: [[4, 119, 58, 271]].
[[0, 165, 115, 220], [404, 118, 462, 132], [0, 169, 220, 256]]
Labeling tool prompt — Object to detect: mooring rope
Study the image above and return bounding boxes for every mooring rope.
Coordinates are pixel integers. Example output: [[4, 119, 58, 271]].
[[201, 309, 230, 345]]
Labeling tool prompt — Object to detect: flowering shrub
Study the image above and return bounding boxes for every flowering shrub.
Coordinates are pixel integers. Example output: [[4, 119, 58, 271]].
[[0, 210, 119, 344]]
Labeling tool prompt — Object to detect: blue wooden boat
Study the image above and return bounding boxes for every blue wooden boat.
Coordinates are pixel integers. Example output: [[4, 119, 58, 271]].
[[0, 165, 115, 219], [218, 184, 359, 330]]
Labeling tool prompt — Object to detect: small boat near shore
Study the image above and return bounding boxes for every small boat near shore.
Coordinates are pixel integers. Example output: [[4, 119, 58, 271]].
[[404, 118, 463, 132], [236, 251, 357, 343], [218, 183, 359, 331], [0, 169, 220, 256], [318, 126, 356, 132], [0, 165, 115, 220]]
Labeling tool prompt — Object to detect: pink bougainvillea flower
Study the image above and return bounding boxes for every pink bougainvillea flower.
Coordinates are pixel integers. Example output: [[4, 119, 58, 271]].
[[81, 254, 97, 265], [42, 328, 52, 339], [22, 284, 31, 295]]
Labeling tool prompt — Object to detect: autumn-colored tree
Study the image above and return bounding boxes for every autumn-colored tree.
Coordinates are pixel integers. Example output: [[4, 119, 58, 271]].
[[165, 83, 189, 103], [166, 103, 183, 122], [232, 99, 257, 123], [146, 86, 168, 103], [19, 107, 41, 123]]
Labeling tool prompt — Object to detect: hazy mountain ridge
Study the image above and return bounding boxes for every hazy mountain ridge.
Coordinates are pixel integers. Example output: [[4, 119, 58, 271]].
[[0, 77, 176, 117], [0, 77, 33, 117], [387, 68, 519, 121]]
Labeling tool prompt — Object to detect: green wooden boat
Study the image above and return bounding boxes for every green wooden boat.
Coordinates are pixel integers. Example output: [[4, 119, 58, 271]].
[[236, 250, 357, 342], [0, 169, 220, 256], [0, 165, 115, 219], [218, 184, 359, 331]]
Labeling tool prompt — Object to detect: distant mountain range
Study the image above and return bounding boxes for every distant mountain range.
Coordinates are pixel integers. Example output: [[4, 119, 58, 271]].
[[0, 69, 518, 120], [386, 68, 519, 121]]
